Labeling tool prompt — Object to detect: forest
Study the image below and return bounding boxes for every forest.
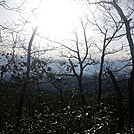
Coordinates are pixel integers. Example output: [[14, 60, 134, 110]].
[[0, 0, 134, 133]]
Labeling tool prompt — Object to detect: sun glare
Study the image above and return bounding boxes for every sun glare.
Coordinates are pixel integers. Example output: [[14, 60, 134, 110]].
[[36, 0, 87, 39]]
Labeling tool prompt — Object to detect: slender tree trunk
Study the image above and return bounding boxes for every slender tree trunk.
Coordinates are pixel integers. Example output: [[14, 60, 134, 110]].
[[98, 32, 107, 101], [59, 90, 65, 108], [98, 48, 105, 101], [0, 96, 2, 131], [16, 27, 38, 132], [106, 68, 124, 131], [0, 66, 4, 130], [112, 1, 134, 126], [0, 112, 1, 132], [69, 59, 86, 106], [78, 77, 86, 106], [128, 67, 134, 125], [0, 66, 4, 90], [26, 27, 38, 79], [16, 83, 26, 132]]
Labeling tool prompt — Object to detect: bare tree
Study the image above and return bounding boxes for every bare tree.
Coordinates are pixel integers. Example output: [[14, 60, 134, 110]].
[[87, 2, 123, 101], [16, 27, 38, 131], [86, 0, 134, 126], [57, 20, 96, 106], [0, 0, 26, 11]]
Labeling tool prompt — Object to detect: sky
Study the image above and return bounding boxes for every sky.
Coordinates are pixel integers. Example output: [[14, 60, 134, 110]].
[[0, 0, 91, 64], [36, 0, 88, 39], [0, 0, 89, 40], [1, 0, 134, 41], [0, 0, 134, 76], [0, 0, 134, 63]]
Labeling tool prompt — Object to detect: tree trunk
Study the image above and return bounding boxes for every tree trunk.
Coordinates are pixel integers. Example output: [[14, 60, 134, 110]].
[[98, 32, 107, 101], [16, 83, 26, 132], [0, 66, 4, 90], [106, 68, 124, 131], [26, 27, 38, 79], [59, 90, 65, 108], [69, 59, 86, 106], [128, 67, 134, 125], [78, 77, 86, 106], [16, 27, 38, 132], [112, 1, 134, 126], [98, 50, 105, 101]]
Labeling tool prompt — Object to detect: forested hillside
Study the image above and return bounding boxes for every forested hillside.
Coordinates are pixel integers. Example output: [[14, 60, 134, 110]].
[[0, 0, 134, 133]]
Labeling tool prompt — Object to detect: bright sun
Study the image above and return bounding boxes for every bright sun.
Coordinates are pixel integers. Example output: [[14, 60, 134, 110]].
[[36, 0, 87, 39]]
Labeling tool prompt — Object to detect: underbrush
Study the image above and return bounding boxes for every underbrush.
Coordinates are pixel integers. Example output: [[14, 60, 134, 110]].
[[0, 89, 133, 133]]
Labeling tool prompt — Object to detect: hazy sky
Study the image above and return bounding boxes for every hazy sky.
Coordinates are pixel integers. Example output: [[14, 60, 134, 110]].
[[0, 0, 134, 70], [0, 0, 89, 40], [34, 0, 89, 39], [0, 0, 133, 59], [1, 0, 134, 40]]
